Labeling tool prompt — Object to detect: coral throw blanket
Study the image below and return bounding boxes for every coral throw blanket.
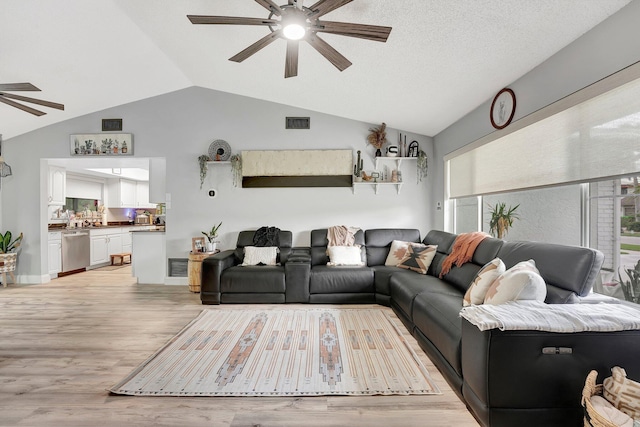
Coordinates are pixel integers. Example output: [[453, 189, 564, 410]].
[[439, 232, 490, 278]]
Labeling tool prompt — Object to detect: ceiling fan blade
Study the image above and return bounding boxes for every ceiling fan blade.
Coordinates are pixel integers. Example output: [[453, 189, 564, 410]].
[[229, 30, 282, 63], [285, 40, 299, 78], [0, 95, 46, 116], [0, 83, 41, 92], [313, 21, 392, 42], [254, 0, 282, 15], [308, 0, 353, 18], [306, 34, 352, 71], [187, 15, 277, 26], [0, 92, 64, 110]]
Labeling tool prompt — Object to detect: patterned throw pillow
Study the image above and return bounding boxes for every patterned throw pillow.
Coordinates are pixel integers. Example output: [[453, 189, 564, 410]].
[[385, 240, 413, 266], [463, 258, 506, 306], [604, 366, 640, 419], [483, 259, 547, 305], [397, 244, 437, 275], [327, 246, 365, 266], [242, 246, 278, 266]]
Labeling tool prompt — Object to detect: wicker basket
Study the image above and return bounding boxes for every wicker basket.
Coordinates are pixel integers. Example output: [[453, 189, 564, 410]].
[[0, 252, 17, 273], [582, 370, 618, 427]]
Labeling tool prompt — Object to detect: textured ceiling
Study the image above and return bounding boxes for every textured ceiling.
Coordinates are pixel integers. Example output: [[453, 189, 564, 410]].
[[0, 0, 632, 139]]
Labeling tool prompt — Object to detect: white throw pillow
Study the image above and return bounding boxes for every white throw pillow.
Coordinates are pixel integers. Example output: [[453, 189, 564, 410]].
[[484, 259, 547, 305], [327, 246, 364, 266], [463, 258, 506, 306], [242, 246, 278, 266], [385, 240, 413, 266]]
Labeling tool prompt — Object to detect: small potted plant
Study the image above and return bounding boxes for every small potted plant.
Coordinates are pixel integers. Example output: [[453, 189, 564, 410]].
[[202, 222, 222, 252], [488, 202, 519, 239], [0, 231, 23, 287]]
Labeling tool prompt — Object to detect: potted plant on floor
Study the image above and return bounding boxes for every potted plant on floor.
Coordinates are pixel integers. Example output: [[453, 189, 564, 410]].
[[0, 231, 23, 287], [202, 222, 222, 252], [488, 202, 519, 239]]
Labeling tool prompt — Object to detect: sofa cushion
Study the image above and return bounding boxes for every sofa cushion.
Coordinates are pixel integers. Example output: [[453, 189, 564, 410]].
[[389, 272, 460, 322], [463, 257, 506, 306], [440, 238, 504, 294], [220, 266, 286, 293], [327, 246, 365, 266], [497, 240, 604, 303], [242, 246, 279, 266], [397, 244, 437, 274], [310, 265, 374, 294], [412, 291, 465, 376], [372, 265, 402, 296]]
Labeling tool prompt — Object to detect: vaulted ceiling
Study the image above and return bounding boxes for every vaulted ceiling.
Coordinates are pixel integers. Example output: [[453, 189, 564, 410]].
[[0, 0, 632, 139]]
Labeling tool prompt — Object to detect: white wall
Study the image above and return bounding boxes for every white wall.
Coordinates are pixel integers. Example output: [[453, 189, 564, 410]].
[[433, 1, 640, 230], [2, 87, 433, 282]]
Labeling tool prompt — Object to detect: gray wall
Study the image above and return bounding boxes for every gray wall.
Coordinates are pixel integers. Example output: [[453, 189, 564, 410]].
[[433, 1, 640, 230], [2, 87, 433, 283]]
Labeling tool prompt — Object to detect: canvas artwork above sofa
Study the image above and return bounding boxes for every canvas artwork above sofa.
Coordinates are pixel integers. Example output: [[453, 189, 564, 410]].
[[200, 227, 640, 427]]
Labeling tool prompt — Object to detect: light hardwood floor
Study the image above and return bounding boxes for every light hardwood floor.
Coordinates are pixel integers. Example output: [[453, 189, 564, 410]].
[[0, 266, 479, 427]]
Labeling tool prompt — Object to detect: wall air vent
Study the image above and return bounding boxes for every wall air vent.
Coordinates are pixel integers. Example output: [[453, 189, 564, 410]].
[[286, 117, 310, 130], [168, 258, 188, 277]]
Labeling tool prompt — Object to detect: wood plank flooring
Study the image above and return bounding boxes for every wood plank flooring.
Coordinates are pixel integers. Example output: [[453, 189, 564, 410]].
[[0, 266, 479, 427]]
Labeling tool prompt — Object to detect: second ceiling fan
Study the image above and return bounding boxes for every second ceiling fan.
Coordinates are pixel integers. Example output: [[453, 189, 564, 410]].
[[188, 0, 392, 78]]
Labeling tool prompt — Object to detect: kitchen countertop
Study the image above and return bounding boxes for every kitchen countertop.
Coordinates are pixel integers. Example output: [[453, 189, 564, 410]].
[[48, 224, 164, 232]]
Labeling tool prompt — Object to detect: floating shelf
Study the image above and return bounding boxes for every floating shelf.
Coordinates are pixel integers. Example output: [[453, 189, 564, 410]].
[[353, 181, 404, 195]]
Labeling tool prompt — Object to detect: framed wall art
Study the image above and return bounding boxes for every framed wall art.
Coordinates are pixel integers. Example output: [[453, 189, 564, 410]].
[[70, 133, 133, 156]]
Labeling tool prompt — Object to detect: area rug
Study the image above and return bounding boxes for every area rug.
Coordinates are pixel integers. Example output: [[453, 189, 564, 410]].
[[109, 308, 441, 396]]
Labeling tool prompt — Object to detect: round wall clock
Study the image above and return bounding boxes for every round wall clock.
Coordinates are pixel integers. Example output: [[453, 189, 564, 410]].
[[208, 139, 231, 161], [490, 88, 516, 130]]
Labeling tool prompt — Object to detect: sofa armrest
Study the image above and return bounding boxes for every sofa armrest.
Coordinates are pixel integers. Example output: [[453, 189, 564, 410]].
[[200, 250, 236, 304], [285, 247, 311, 303]]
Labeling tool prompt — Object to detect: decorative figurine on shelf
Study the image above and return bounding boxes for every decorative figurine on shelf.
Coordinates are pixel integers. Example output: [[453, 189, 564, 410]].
[[353, 150, 364, 181], [367, 122, 387, 157], [408, 140, 419, 157]]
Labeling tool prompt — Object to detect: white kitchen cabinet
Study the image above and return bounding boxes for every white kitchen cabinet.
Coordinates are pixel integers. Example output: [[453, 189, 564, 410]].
[[48, 166, 66, 205], [47, 231, 62, 277], [90, 228, 123, 266], [107, 179, 137, 208], [135, 181, 156, 208]]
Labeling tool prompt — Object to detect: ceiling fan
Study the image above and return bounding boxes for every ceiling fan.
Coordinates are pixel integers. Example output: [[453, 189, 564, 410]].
[[0, 83, 64, 116], [187, 0, 392, 78]]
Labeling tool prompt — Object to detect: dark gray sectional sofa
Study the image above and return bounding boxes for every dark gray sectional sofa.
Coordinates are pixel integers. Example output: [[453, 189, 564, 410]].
[[200, 228, 640, 427]]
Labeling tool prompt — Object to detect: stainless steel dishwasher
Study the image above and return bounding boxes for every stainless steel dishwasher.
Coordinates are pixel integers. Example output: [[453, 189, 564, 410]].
[[61, 230, 90, 273]]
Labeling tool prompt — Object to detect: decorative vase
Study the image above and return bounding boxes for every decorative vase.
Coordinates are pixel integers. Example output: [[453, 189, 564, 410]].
[[206, 241, 218, 252], [375, 148, 382, 157]]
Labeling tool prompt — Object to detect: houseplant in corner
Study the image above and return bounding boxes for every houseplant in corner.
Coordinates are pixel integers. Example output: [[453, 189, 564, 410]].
[[0, 231, 23, 287], [617, 260, 640, 304], [488, 202, 519, 239], [202, 222, 222, 252]]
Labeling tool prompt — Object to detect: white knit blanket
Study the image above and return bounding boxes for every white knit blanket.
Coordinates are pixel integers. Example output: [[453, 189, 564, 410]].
[[460, 301, 640, 333]]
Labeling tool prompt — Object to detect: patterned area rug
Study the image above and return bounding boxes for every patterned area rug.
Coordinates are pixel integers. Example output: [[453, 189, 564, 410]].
[[109, 308, 441, 396]]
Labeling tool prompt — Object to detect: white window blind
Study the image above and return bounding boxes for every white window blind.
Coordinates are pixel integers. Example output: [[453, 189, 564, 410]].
[[447, 61, 640, 199]]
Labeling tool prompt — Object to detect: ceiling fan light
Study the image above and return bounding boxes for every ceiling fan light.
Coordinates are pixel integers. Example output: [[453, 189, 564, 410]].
[[283, 23, 306, 40]]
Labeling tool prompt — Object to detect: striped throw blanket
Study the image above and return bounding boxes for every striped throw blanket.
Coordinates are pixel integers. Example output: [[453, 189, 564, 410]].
[[460, 300, 640, 332]]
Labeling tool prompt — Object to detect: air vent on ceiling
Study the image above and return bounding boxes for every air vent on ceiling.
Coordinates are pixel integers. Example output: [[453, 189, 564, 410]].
[[286, 117, 310, 130]]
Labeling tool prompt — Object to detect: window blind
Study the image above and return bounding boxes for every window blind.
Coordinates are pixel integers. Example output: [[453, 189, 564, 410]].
[[447, 62, 640, 199]]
